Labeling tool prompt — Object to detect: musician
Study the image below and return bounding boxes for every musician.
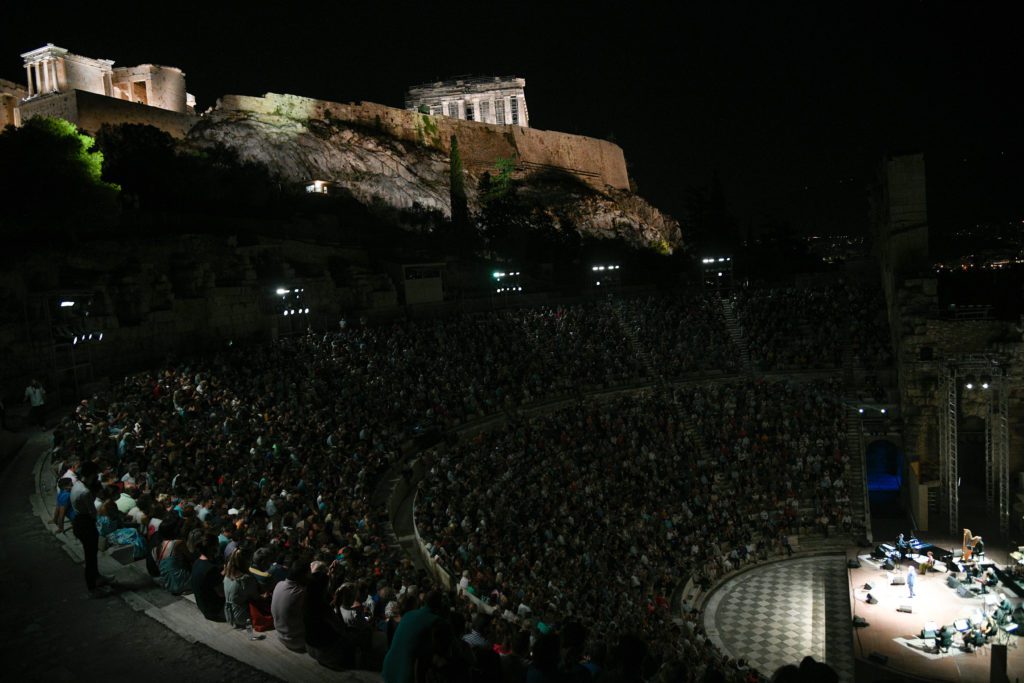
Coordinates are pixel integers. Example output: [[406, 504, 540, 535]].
[[979, 567, 998, 594], [896, 533, 909, 562], [964, 625, 987, 651], [919, 550, 936, 574], [934, 625, 954, 653]]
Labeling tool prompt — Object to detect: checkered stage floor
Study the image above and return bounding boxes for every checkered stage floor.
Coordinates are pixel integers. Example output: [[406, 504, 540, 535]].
[[704, 555, 854, 682]]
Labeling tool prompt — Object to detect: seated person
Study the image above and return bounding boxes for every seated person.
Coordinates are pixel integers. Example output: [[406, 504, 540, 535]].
[[934, 625, 954, 652], [895, 533, 909, 561], [965, 626, 987, 650], [919, 551, 936, 574], [190, 533, 226, 622]]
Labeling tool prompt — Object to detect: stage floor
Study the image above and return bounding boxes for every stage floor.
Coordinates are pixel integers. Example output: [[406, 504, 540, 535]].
[[848, 550, 1024, 682], [702, 545, 1024, 682]]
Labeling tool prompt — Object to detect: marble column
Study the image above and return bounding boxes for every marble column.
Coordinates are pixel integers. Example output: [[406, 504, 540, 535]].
[[42, 59, 51, 93], [25, 65, 34, 97], [34, 63, 42, 96]]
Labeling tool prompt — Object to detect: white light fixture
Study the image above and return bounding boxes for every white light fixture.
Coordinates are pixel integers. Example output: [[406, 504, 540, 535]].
[[276, 288, 290, 295], [60, 300, 75, 308], [73, 336, 78, 344], [880, 408, 887, 414], [304, 308, 310, 314]]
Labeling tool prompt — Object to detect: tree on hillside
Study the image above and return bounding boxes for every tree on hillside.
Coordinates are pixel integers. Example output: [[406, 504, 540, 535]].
[[449, 134, 468, 228], [0, 117, 119, 241]]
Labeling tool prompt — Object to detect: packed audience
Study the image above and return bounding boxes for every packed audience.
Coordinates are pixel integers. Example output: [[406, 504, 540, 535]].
[[47, 290, 862, 681], [621, 293, 740, 377], [418, 380, 851, 681], [732, 282, 892, 372]]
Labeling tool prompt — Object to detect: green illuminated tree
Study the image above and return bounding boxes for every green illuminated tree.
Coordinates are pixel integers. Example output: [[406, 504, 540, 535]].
[[0, 117, 119, 241]]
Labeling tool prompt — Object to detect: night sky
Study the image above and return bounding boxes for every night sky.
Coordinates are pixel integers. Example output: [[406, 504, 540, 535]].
[[4, 2, 1021, 243]]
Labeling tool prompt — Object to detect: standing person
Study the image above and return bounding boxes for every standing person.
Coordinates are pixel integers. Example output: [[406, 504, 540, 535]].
[[907, 564, 917, 599], [24, 379, 46, 428], [70, 460, 114, 595]]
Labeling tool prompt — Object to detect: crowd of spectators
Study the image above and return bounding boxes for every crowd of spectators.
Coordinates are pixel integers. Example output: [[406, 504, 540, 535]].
[[732, 282, 892, 372], [418, 379, 851, 681], [620, 294, 740, 377], [46, 294, 858, 681]]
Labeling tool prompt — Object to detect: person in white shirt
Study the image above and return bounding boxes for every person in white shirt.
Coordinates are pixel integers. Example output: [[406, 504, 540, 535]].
[[24, 379, 46, 428]]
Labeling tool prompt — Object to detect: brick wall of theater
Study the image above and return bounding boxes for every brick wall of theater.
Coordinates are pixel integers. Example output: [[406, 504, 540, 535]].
[[892, 279, 1024, 483], [217, 93, 629, 191]]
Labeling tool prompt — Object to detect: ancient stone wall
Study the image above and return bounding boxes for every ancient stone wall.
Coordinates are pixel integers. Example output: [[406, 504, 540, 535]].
[[19, 90, 196, 137], [892, 278, 1024, 483], [216, 93, 628, 191], [1, 79, 26, 128]]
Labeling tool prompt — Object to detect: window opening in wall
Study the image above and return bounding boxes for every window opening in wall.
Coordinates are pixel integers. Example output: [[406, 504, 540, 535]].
[[495, 100, 505, 125], [510, 97, 519, 125], [479, 101, 490, 122], [430, 105, 442, 116], [131, 81, 147, 105], [465, 103, 474, 121]]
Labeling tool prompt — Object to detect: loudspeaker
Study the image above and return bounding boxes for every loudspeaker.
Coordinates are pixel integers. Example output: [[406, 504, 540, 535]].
[[898, 604, 913, 613], [882, 559, 895, 571], [853, 616, 869, 627], [863, 582, 875, 591], [947, 575, 960, 588], [848, 558, 861, 568], [866, 593, 878, 604], [957, 585, 972, 598], [868, 652, 889, 665], [891, 575, 906, 585]]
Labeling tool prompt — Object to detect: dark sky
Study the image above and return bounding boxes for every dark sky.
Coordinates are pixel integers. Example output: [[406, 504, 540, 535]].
[[4, 2, 1022, 240]]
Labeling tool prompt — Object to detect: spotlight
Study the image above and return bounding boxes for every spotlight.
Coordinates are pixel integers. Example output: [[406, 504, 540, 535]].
[[284, 310, 289, 316], [980, 374, 991, 390], [73, 336, 78, 344], [596, 281, 601, 286], [858, 408, 865, 414], [880, 408, 887, 414], [276, 288, 290, 295], [304, 308, 309, 314], [98, 333, 103, 341], [60, 300, 75, 308], [965, 374, 976, 390]]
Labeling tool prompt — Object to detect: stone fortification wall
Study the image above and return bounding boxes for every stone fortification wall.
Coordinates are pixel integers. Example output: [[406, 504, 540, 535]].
[[217, 93, 629, 191], [18, 90, 195, 138]]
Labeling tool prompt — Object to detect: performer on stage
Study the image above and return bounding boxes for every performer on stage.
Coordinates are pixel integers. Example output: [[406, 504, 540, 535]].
[[896, 533, 909, 562], [907, 565, 917, 598]]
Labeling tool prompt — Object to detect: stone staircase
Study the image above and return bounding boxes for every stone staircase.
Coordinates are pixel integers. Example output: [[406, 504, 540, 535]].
[[719, 296, 754, 375]]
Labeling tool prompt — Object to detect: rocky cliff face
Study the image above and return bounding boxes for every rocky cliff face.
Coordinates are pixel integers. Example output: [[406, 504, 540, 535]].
[[187, 107, 681, 251]]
